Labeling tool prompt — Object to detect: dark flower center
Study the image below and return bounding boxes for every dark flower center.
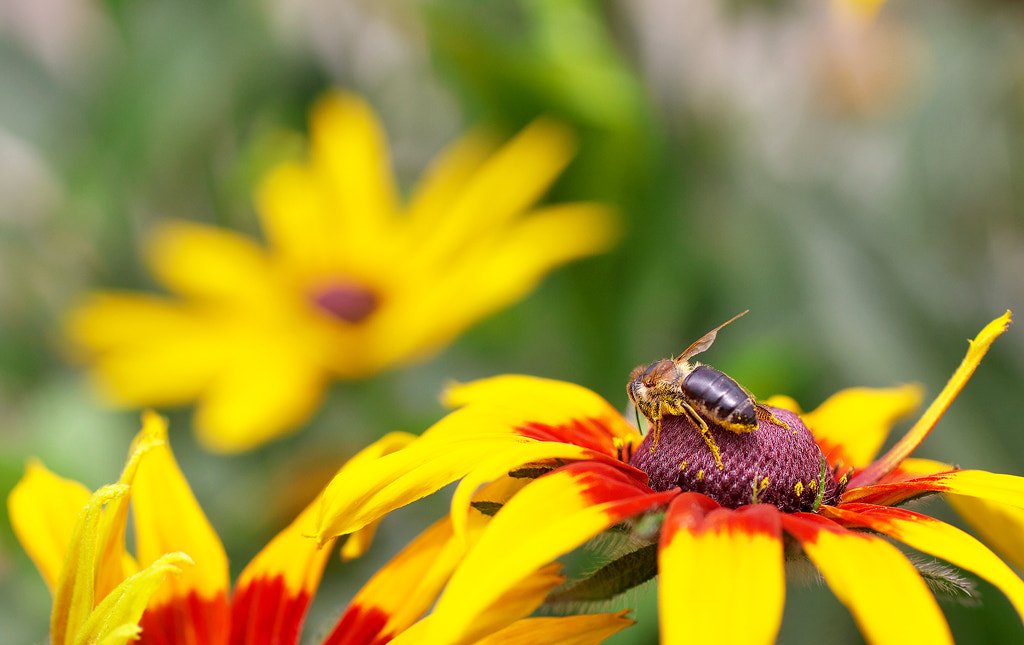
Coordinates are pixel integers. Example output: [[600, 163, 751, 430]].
[[310, 281, 379, 324], [629, 407, 845, 513]]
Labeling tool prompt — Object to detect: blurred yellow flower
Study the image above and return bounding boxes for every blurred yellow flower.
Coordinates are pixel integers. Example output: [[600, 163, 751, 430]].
[[65, 90, 617, 452]]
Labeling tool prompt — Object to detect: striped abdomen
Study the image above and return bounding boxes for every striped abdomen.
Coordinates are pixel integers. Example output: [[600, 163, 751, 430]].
[[680, 364, 757, 432]]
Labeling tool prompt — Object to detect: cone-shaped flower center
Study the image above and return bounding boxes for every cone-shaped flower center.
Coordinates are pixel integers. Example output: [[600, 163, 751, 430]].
[[310, 281, 379, 324], [630, 407, 845, 513]]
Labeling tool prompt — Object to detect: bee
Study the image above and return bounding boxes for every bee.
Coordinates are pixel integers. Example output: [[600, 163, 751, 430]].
[[628, 311, 784, 470]]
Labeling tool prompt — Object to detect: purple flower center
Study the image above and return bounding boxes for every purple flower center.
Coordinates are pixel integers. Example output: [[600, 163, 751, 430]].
[[310, 282, 379, 324], [629, 407, 845, 513]]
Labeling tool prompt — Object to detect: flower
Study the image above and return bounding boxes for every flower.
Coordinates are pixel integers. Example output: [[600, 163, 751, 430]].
[[314, 311, 1024, 644], [64, 90, 618, 453], [8, 413, 634, 645]]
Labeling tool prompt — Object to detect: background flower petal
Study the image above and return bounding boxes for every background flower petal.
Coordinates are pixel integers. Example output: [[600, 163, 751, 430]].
[[145, 220, 279, 305], [659, 495, 785, 645], [782, 513, 953, 645], [308, 91, 400, 264], [946, 495, 1024, 575], [193, 338, 328, 452], [64, 294, 227, 407]]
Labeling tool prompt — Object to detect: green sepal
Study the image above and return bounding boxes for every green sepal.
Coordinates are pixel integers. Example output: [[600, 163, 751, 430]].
[[546, 543, 658, 604]]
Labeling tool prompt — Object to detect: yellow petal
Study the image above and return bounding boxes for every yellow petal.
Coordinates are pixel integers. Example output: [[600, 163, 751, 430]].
[[52, 484, 128, 645], [659, 495, 785, 645], [852, 311, 1011, 488], [131, 413, 228, 605], [801, 384, 923, 469], [472, 612, 636, 645], [64, 293, 226, 407], [8, 459, 92, 593], [94, 423, 166, 601], [824, 504, 1024, 623], [405, 118, 577, 267], [401, 203, 618, 352], [424, 463, 676, 644], [390, 563, 567, 645], [145, 220, 278, 305], [258, 89, 401, 276], [405, 130, 498, 230], [74, 551, 192, 645], [782, 513, 952, 645], [193, 340, 328, 452], [946, 495, 1024, 575]]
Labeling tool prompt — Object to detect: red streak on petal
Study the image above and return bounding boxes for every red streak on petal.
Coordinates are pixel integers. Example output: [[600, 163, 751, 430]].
[[550, 461, 679, 514], [516, 417, 630, 458], [228, 575, 312, 645], [138, 592, 230, 645], [841, 473, 956, 507], [779, 512, 851, 545], [321, 605, 391, 645]]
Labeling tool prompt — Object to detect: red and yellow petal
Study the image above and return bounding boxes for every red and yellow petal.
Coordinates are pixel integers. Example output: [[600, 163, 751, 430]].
[[324, 518, 462, 645], [851, 311, 1011, 488], [229, 498, 334, 645], [801, 384, 923, 470], [843, 469, 1024, 508], [823, 503, 1024, 622], [441, 375, 641, 455], [659, 494, 785, 645], [423, 462, 677, 645], [782, 513, 952, 645], [131, 414, 229, 645], [8, 459, 92, 593]]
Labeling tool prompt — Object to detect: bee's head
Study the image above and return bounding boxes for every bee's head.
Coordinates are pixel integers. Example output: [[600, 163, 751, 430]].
[[627, 359, 676, 405]]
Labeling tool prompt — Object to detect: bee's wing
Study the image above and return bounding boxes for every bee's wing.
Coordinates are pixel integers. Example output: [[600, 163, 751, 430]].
[[675, 310, 749, 362]]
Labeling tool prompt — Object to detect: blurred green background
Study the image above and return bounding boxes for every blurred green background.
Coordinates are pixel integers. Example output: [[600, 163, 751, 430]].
[[2, 0, 1023, 643]]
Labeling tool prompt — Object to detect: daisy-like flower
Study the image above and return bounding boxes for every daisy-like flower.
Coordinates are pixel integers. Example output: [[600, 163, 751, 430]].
[[8, 413, 634, 645], [64, 90, 617, 453], [314, 311, 1024, 644]]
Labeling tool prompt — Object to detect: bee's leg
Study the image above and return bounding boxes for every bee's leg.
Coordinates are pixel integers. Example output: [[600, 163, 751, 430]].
[[665, 400, 723, 470], [756, 404, 790, 431], [647, 413, 664, 454]]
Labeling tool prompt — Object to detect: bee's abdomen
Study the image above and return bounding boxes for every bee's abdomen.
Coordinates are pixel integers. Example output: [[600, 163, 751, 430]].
[[681, 365, 756, 430]]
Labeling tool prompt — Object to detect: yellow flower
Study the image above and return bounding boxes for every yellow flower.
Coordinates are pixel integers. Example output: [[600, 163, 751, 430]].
[[64, 90, 617, 453], [9, 413, 635, 645], [314, 311, 1024, 644]]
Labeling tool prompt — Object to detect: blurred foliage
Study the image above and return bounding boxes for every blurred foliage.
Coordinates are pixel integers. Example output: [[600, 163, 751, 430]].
[[1, 0, 1024, 643]]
